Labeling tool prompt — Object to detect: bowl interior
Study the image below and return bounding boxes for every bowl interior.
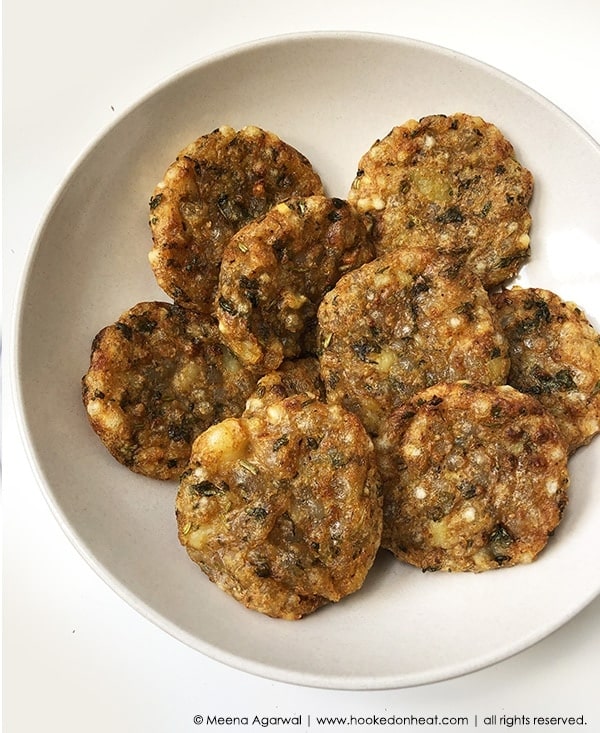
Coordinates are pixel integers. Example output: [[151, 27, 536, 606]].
[[15, 32, 600, 689]]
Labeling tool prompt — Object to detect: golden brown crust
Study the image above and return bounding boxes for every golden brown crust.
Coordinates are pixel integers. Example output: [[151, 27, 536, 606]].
[[243, 357, 325, 417], [148, 126, 324, 311], [82, 302, 258, 479], [176, 395, 382, 619], [317, 245, 510, 435], [491, 287, 600, 453], [376, 382, 569, 572], [216, 196, 374, 372], [348, 113, 533, 288]]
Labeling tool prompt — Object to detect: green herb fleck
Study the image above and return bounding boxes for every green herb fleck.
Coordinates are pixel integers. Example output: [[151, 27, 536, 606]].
[[253, 561, 271, 578], [218, 296, 238, 316], [115, 321, 133, 340], [489, 523, 514, 547], [528, 367, 577, 394], [272, 435, 289, 452], [436, 206, 464, 224], [329, 450, 348, 468], [189, 480, 228, 497], [351, 337, 380, 363]]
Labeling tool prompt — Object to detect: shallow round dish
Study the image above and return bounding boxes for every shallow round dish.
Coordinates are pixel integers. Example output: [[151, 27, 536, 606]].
[[14, 32, 600, 689]]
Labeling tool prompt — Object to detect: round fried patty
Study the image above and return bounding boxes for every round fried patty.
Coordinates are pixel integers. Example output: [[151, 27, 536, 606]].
[[148, 125, 324, 311], [317, 246, 510, 435], [176, 395, 382, 619], [82, 302, 258, 480], [376, 382, 569, 572], [347, 113, 533, 288], [216, 196, 374, 371], [243, 357, 325, 416], [491, 287, 600, 453]]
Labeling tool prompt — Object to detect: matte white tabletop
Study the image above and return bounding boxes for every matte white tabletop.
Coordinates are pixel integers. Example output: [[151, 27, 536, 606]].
[[4, 1, 600, 731]]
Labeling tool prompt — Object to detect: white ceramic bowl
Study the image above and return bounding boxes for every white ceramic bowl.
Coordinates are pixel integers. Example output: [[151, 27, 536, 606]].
[[14, 32, 600, 690]]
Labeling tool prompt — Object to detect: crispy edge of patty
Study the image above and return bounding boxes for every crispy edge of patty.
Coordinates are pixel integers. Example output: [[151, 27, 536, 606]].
[[347, 113, 533, 288], [148, 125, 325, 312], [491, 286, 600, 453], [176, 395, 382, 619], [375, 381, 569, 572]]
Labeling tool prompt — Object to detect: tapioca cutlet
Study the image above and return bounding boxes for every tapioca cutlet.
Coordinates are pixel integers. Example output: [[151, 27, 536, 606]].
[[375, 381, 569, 572], [492, 286, 600, 453], [317, 244, 510, 435], [148, 125, 325, 312], [176, 394, 382, 619], [348, 113, 533, 288], [216, 195, 374, 372], [82, 301, 258, 480]]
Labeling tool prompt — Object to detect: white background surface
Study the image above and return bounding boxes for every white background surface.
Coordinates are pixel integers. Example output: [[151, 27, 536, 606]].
[[3, 1, 600, 731]]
